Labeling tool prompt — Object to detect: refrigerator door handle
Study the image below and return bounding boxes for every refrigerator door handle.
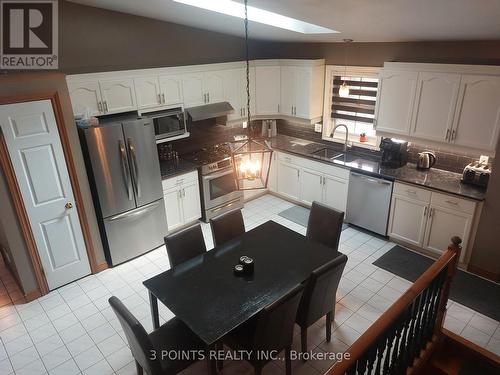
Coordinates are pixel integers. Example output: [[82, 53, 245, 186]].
[[106, 200, 161, 222], [127, 137, 141, 198], [119, 140, 133, 201]]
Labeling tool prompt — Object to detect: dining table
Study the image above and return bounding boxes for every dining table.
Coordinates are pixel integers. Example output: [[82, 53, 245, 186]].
[[143, 220, 340, 347]]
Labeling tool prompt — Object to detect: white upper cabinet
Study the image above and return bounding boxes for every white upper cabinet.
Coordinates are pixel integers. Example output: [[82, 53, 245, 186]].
[[280, 65, 324, 120], [451, 75, 500, 151], [159, 74, 183, 105], [182, 73, 205, 108], [375, 70, 418, 135], [204, 71, 225, 104], [411, 72, 460, 142], [67, 81, 103, 116], [99, 78, 137, 114], [134, 76, 161, 109], [255, 66, 281, 115]]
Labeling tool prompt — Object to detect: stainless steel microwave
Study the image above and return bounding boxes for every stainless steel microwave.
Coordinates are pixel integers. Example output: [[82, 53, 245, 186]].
[[140, 107, 187, 143]]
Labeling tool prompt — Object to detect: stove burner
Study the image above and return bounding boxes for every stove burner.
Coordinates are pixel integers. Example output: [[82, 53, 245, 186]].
[[183, 143, 232, 165]]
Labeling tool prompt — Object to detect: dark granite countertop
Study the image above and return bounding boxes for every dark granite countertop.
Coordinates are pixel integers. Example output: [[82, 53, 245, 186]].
[[267, 134, 487, 201], [159, 159, 199, 179]]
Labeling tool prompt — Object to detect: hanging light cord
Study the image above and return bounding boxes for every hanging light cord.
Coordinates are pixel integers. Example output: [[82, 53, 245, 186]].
[[244, 0, 251, 137]]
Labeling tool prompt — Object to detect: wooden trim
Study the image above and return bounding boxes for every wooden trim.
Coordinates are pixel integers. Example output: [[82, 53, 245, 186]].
[[0, 90, 99, 295], [24, 289, 42, 303], [0, 128, 49, 295], [442, 328, 500, 365], [95, 262, 108, 273], [467, 264, 499, 283]]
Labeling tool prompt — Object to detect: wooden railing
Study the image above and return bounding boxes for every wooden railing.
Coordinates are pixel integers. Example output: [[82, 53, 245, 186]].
[[327, 237, 462, 375]]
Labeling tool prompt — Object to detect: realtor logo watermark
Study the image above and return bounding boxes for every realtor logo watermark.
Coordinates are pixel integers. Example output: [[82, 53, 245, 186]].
[[1, 0, 58, 69]]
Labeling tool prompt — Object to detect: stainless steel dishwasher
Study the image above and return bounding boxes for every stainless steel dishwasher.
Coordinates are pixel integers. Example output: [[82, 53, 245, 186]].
[[345, 172, 394, 236]]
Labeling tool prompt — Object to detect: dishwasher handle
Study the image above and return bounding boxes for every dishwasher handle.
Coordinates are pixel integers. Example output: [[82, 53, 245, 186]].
[[350, 172, 392, 185]]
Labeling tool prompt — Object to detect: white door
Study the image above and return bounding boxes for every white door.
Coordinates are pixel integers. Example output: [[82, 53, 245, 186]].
[[451, 75, 500, 151], [223, 69, 243, 121], [255, 66, 280, 115], [182, 73, 205, 107], [99, 78, 137, 114], [277, 162, 300, 200], [375, 70, 418, 135], [181, 182, 201, 223], [299, 169, 323, 206], [267, 153, 278, 192], [280, 66, 296, 116], [204, 71, 225, 104], [134, 76, 161, 109], [67, 81, 103, 117], [423, 206, 471, 261], [411, 72, 460, 142], [323, 175, 349, 212], [0, 100, 91, 289], [164, 188, 183, 231], [388, 195, 428, 246], [294, 67, 313, 119]]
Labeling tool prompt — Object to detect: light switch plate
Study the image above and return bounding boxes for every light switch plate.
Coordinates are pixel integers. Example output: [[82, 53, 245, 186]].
[[479, 155, 489, 164], [314, 123, 322, 133]]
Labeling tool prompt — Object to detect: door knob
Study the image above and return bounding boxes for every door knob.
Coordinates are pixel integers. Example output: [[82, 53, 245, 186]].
[[65, 202, 73, 209]]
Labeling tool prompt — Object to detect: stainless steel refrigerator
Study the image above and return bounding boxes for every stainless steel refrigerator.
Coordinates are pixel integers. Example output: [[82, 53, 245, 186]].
[[80, 115, 167, 266]]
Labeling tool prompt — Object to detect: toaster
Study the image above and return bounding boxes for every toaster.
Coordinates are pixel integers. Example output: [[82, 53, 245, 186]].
[[461, 162, 491, 188]]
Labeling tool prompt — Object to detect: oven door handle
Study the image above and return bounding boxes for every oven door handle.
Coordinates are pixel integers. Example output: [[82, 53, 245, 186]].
[[202, 168, 234, 180]]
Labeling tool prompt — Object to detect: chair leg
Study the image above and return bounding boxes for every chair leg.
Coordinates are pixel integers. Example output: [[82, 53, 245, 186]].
[[135, 360, 143, 375], [326, 311, 333, 342], [300, 326, 308, 355], [285, 346, 292, 375]]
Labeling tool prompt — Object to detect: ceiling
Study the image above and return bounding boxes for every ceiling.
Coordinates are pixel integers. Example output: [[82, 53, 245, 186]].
[[68, 0, 500, 42]]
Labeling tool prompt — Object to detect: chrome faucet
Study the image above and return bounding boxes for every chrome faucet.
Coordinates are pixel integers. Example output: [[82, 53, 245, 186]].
[[330, 124, 349, 152]]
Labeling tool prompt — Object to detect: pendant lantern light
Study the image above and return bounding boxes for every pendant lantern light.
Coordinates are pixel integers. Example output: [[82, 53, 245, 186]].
[[339, 39, 353, 98], [231, 0, 273, 191]]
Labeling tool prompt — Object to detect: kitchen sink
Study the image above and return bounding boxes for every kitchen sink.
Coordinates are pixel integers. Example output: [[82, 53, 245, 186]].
[[311, 147, 345, 160]]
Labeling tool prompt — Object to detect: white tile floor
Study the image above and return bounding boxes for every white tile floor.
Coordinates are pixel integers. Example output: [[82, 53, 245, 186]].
[[0, 194, 499, 375]]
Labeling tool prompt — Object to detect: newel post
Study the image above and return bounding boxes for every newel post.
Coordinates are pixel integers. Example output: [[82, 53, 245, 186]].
[[435, 236, 462, 333]]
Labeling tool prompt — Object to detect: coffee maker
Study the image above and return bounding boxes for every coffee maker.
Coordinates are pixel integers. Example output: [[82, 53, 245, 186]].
[[380, 138, 409, 168]]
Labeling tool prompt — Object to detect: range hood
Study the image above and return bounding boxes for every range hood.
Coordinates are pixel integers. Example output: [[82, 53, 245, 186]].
[[186, 102, 234, 121]]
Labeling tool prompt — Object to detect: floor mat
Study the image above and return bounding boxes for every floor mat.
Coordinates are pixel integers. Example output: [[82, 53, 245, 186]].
[[373, 245, 500, 321]]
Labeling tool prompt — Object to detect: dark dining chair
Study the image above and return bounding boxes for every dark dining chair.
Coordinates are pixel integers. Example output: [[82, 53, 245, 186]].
[[306, 201, 344, 251], [295, 254, 348, 354], [108, 296, 205, 375], [209, 208, 245, 246], [221, 284, 304, 375], [164, 223, 206, 267]]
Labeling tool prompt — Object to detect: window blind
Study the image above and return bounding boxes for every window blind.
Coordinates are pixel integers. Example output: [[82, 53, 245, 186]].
[[331, 76, 378, 124]]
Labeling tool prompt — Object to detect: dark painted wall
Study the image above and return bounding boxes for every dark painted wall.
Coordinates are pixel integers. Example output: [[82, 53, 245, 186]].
[[59, 1, 250, 74]]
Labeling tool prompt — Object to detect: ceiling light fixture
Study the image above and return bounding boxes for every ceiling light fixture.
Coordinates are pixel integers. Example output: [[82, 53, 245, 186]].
[[173, 0, 338, 34], [339, 38, 353, 98]]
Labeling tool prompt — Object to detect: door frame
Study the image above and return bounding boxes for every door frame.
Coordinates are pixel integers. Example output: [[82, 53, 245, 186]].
[[0, 92, 99, 295]]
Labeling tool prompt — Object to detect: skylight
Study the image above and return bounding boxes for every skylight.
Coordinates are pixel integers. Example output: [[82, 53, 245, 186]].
[[173, 0, 338, 34]]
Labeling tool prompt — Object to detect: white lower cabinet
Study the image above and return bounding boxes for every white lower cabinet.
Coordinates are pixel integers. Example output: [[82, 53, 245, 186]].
[[388, 182, 475, 261], [273, 151, 349, 212], [162, 171, 201, 232]]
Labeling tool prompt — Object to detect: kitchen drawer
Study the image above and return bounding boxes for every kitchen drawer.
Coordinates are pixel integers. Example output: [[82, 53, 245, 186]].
[[393, 182, 432, 203], [276, 151, 349, 180], [431, 192, 476, 215], [162, 170, 198, 191]]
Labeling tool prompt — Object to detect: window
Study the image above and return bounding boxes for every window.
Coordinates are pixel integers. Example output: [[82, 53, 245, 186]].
[[323, 66, 380, 146]]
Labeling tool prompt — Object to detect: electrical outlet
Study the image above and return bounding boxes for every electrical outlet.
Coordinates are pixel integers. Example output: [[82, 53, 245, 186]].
[[242, 121, 248, 129], [479, 155, 489, 164], [314, 123, 322, 133]]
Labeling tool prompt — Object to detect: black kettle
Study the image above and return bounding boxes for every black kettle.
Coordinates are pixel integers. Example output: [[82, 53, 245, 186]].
[[417, 151, 436, 170]]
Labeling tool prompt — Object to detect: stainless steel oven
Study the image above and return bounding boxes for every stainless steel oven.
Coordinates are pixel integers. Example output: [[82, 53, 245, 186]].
[[140, 106, 186, 143], [201, 158, 243, 221]]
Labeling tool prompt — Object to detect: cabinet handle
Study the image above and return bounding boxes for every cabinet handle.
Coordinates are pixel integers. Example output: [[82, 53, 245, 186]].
[[451, 130, 456, 141], [162, 93, 165, 104], [297, 170, 300, 179], [291, 106, 294, 115], [278, 104, 280, 112], [429, 208, 434, 218], [103, 101, 108, 112], [424, 206, 428, 217], [446, 129, 450, 140], [373, 118, 377, 129], [207, 93, 210, 103], [319, 176, 322, 185], [445, 200, 459, 206], [405, 189, 417, 196], [157, 94, 161, 104], [97, 101, 103, 113]]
